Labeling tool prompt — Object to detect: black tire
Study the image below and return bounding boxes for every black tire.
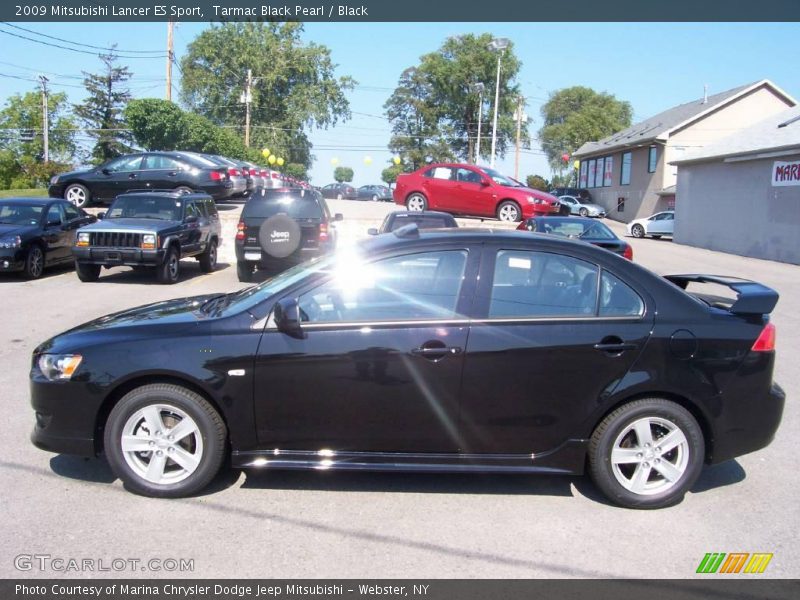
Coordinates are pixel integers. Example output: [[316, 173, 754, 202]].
[[631, 224, 645, 238], [103, 383, 227, 498], [406, 193, 427, 212], [372, 194, 379, 202], [22, 244, 45, 279], [174, 186, 194, 195], [198, 239, 217, 273], [237, 260, 254, 282], [579, 207, 589, 217], [64, 183, 91, 208], [496, 200, 522, 222], [75, 261, 101, 282], [588, 398, 704, 509], [156, 246, 180, 284]]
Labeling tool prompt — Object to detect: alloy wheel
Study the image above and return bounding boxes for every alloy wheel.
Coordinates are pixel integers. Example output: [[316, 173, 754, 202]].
[[66, 186, 87, 207], [498, 204, 519, 221]]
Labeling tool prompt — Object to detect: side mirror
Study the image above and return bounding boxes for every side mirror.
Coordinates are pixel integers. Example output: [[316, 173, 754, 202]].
[[367, 227, 378, 236], [480, 179, 491, 187], [273, 297, 305, 339], [184, 214, 198, 224], [47, 220, 61, 228], [334, 213, 343, 222], [101, 168, 111, 175], [97, 212, 105, 220]]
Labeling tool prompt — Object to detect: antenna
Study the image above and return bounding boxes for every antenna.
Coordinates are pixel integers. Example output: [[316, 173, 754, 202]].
[[702, 84, 708, 104]]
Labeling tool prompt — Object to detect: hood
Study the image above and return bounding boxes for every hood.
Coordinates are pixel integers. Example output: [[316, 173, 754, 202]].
[[80, 218, 180, 231], [0, 223, 38, 238], [55, 167, 95, 180], [34, 293, 223, 355], [515, 187, 559, 202]]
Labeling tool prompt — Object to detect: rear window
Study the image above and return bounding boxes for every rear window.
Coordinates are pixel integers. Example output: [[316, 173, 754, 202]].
[[389, 215, 454, 231], [243, 190, 323, 219]]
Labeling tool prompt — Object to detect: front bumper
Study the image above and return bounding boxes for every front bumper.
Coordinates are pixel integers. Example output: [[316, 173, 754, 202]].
[[30, 376, 99, 457], [47, 183, 65, 198], [0, 248, 26, 272], [73, 246, 166, 267]]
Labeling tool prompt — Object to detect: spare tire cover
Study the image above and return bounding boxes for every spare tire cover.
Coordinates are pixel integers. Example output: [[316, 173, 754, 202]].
[[258, 214, 301, 258]]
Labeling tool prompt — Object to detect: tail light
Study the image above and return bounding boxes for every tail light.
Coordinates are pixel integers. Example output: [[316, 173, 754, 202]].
[[249, 168, 258, 176], [260, 169, 268, 177], [228, 167, 241, 177], [751, 323, 776, 352], [236, 220, 246, 241], [271, 172, 279, 179], [319, 223, 329, 242], [209, 169, 225, 181], [623, 244, 633, 261]]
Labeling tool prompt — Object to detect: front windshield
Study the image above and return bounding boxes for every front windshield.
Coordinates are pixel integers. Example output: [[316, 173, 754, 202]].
[[107, 196, 184, 221], [0, 202, 44, 225], [481, 167, 522, 187]]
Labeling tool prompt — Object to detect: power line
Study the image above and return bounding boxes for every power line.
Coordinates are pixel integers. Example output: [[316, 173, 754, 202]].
[[1, 22, 164, 54], [0, 27, 167, 59]]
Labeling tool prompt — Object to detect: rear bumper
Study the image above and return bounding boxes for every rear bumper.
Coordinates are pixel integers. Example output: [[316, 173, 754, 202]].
[[235, 244, 325, 267], [73, 246, 166, 267]]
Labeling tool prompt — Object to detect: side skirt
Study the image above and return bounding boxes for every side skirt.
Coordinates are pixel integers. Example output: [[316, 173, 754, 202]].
[[232, 440, 588, 475]]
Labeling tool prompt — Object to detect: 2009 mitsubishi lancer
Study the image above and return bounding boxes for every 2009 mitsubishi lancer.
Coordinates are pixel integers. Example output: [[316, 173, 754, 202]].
[[30, 226, 784, 508]]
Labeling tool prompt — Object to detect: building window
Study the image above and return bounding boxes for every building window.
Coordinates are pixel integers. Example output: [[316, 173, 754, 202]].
[[603, 156, 613, 186], [621, 152, 632, 185], [648, 146, 657, 173], [595, 157, 605, 188], [588, 159, 597, 188]]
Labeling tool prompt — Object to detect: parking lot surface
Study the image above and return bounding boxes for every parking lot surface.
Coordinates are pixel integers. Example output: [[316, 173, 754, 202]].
[[1, 200, 797, 578]]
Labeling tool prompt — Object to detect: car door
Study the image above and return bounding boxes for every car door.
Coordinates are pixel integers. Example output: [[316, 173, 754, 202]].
[[40, 202, 71, 264], [140, 154, 185, 191], [253, 247, 478, 452], [561, 196, 578, 214], [452, 167, 495, 215], [181, 199, 203, 254], [419, 166, 458, 211], [458, 245, 654, 455], [60, 201, 93, 248], [92, 155, 144, 201]]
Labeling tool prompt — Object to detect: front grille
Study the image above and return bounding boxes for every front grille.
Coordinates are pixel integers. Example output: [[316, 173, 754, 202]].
[[89, 231, 143, 248]]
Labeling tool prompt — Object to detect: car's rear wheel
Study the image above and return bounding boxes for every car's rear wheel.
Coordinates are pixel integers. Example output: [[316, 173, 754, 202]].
[[372, 194, 379, 202], [406, 193, 427, 212], [22, 245, 44, 279], [103, 384, 227, 498], [75, 261, 101, 282], [588, 398, 704, 509], [174, 186, 193, 195], [64, 184, 91, 208], [579, 207, 589, 217], [496, 200, 521, 222], [237, 260, 254, 282], [631, 224, 645, 238], [198, 240, 217, 273], [156, 246, 180, 284]]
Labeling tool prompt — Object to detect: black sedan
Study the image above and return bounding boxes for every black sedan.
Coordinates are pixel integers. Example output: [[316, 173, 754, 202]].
[[518, 216, 632, 260], [48, 152, 234, 208], [0, 197, 95, 279], [320, 183, 357, 200], [357, 185, 393, 202], [30, 227, 783, 508], [368, 210, 457, 235]]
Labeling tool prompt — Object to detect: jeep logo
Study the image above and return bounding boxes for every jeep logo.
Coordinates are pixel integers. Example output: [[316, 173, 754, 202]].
[[270, 231, 290, 242]]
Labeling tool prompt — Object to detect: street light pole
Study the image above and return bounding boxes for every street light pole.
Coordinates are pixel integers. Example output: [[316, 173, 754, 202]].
[[470, 83, 485, 164], [488, 38, 510, 169]]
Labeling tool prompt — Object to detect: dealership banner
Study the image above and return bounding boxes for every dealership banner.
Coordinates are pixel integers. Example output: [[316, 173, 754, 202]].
[[3, 580, 799, 600], [772, 160, 800, 186], [3, 0, 800, 21]]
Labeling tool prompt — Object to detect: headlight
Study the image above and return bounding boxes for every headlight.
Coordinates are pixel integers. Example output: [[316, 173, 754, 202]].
[[76, 232, 90, 247], [141, 234, 156, 250], [37, 354, 83, 381], [0, 235, 21, 249], [527, 196, 544, 205], [50, 175, 59, 185]]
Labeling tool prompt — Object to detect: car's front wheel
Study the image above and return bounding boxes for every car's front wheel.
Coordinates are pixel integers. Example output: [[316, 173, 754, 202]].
[[579, 207, 589, 217], [22, 245, 44, 279], [156, 246, 180, 284], [406, 193, 427, 212], [496, 200, 521, 222], [104, 384, 227, 498], [64, 183, 91, 208], [588, 398, 704, 509], [75, 261, 101, 282], [631, 224, 645, 238]]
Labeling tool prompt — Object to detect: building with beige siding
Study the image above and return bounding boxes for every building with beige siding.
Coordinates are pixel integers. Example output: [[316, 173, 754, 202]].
[[573, 80, 796, 223]]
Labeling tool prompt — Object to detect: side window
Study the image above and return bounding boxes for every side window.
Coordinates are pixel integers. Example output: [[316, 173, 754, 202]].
[[106, 156, 142, 172], [455, 168, 481, 183], [63, 203, 81, 221], [143, 155, 183, 170], [297, 250, 468, 323], [194, 200, 208, 218], [205, 199, 218, 217], [489, 250, 599, 318], [184, 202, 200, 219], [45, 203, 65, 226], [429, 167, 453, 180], [599, 271, 644, 317]]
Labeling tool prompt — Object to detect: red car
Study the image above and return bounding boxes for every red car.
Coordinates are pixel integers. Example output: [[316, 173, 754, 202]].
[[393, 163, 560, 222]]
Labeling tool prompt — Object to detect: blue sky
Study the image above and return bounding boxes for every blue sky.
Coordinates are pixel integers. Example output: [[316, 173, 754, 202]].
[[1, 21, 799, 185]]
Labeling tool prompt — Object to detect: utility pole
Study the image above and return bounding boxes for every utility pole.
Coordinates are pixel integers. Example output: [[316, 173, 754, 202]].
[[470, 83, 485, 165], [166, 21, 174, 101], [514, 96, 524, 180], [39, 75, 49, 163], [243, 69, 253, 147]]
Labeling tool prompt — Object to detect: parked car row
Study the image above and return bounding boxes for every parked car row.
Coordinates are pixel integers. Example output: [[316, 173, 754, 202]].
[[48, 151, 306, 208]]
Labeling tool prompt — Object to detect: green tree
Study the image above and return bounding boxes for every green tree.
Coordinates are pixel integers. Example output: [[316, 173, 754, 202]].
[[282, 163, 307, 180], [539, 86, 633, 171], [333, 166, 353, 183], [0, 90, 77, 188], [381, 164, 404, 186], [526, 175, 549, 191], [74, 50, 133, 163], [385, 34, 526, 167], [179, 22, 354, 171]]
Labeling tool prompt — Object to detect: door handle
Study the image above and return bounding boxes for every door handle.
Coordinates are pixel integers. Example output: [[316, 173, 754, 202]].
[[167, 171, 178, 176], [128, 173, 137, 179], [411, 345, 463, 357], [594, 342, 637, 353]]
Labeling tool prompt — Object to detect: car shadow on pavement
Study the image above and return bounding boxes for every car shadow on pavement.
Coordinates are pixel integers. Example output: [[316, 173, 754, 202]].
[[240, 469, 575, 498], [49, 455, 116, 484], [88, 262, 230, 285], [0, 262, 74, 283]]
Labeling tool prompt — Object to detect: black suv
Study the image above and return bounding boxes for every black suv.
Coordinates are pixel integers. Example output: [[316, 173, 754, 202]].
[[49, 152, 234, 208], [72, 191, 221, 284], [235, 187, 342, 282]]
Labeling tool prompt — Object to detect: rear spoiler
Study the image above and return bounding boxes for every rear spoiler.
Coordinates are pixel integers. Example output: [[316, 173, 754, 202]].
[[665, 274, 779, 315]]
